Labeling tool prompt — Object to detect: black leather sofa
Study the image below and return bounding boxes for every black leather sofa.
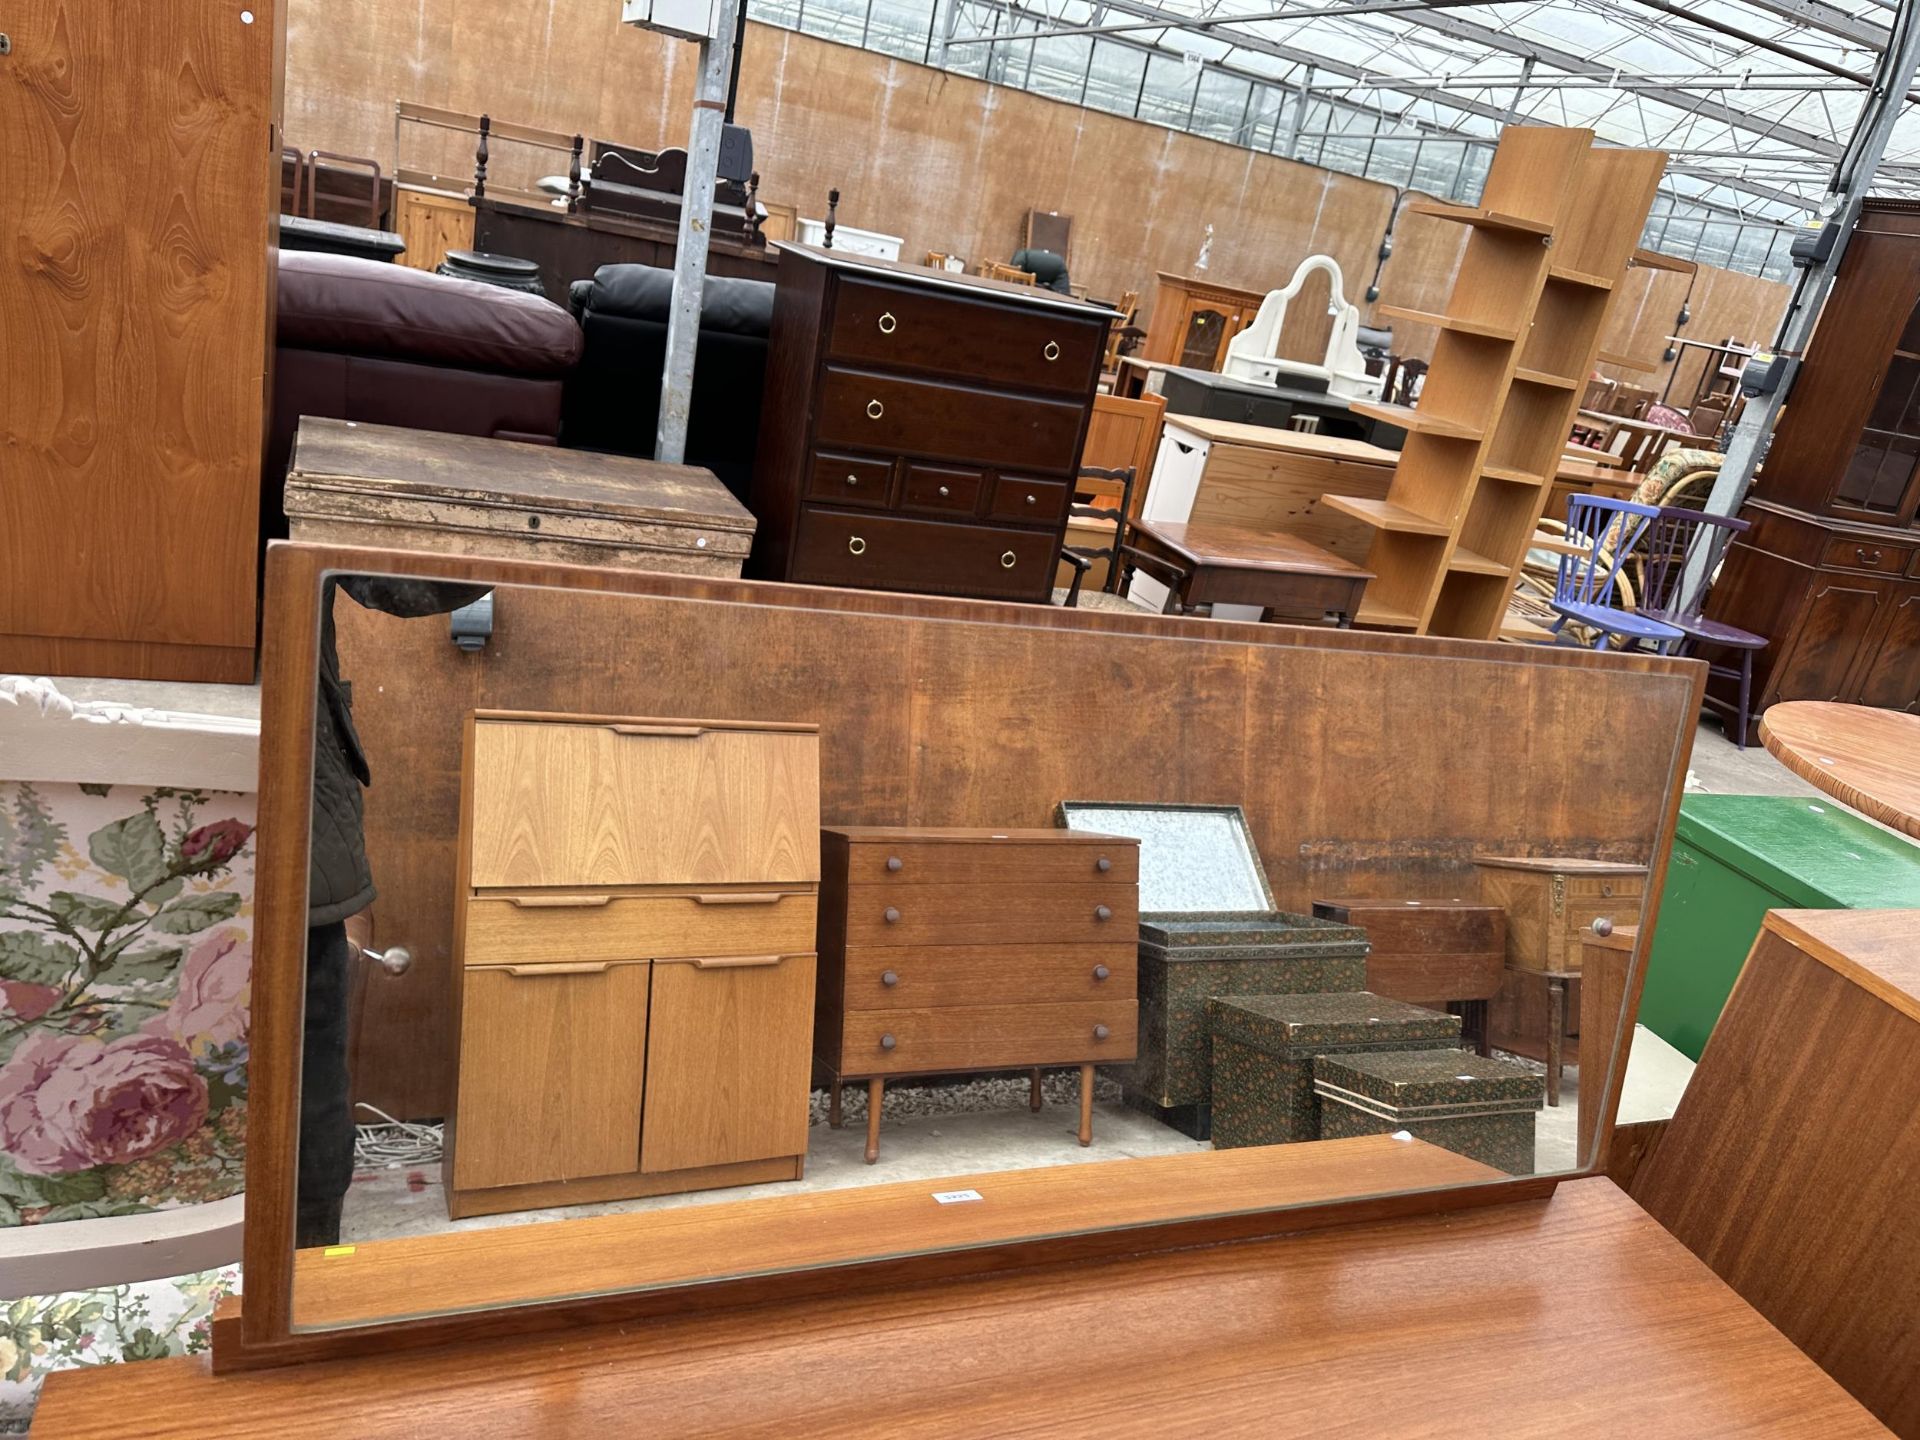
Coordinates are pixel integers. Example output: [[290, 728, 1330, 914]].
[[562, 264, 774, 504]]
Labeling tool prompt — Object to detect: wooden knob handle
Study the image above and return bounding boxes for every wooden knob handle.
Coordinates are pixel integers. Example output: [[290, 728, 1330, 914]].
[[880, 1033, 897, 1051], [1094, 904, 1112, 921], [881, 970, 899, 987], [1096, 856, 1111, 872], [1093, 1024, 1110, 1041], [1093, 964, 1111, 981], [886, 856, 903, 872], [884, 906, 901, 924]]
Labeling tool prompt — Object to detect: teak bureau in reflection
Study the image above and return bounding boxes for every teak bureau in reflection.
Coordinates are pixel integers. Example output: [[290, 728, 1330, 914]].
[[445, 712, 821, 1219]]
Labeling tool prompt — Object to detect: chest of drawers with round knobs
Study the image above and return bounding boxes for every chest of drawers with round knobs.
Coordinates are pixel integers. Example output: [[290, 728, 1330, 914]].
[[816, 826, 1140, 1160]]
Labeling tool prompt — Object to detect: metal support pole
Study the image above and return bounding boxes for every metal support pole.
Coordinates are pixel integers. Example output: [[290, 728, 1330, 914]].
[[1287, 65, 1313, 158], [655, 0, 744, 466], [1685, 0, 1920, 602]]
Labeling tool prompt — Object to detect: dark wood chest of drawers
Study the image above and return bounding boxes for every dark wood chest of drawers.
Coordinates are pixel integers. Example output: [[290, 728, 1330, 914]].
[[815, 827, 1139, 1160], [749, 245, 1113, 603]]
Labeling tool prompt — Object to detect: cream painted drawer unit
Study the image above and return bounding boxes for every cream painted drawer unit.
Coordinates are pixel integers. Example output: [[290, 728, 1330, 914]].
[[447, 712, 822, 1220], [816, 827, 1140, 1163]]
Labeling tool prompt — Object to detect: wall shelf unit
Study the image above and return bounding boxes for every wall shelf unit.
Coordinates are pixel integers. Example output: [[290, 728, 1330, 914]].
[[1321, 127, 1667, 639]]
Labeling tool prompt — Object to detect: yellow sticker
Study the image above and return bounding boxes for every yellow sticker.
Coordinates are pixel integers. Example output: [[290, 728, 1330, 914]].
[[322, 1245, 356, 1258]]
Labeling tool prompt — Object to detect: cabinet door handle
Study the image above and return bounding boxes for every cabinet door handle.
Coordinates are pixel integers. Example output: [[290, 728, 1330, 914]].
[[504, 894, 613, 909], [878, 311, 897, 334], [687, 953, 786, 969], [692, 892, 786, 906], [866, 399, 885, 419], [609, 723, 704, 737], [503, 962, 613, 976]]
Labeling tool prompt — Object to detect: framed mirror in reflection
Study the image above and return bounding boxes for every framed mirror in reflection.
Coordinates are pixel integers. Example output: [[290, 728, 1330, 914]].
[[227, 541, 1701, 1368]]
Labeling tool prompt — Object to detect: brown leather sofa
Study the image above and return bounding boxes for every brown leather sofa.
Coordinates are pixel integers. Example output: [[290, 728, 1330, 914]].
[[266, 252, 583, 536]]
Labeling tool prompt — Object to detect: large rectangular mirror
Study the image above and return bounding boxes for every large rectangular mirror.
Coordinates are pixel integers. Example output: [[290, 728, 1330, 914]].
[[235, 542, 1700, 1361]]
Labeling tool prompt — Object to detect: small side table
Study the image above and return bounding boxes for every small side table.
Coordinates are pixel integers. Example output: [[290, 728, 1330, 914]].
[[1126, 518, 1373, 625], [1500, 964, 1577, 1108]]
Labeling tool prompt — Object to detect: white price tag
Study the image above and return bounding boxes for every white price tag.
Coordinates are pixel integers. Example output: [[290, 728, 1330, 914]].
[[932, 1188, 984, 1205]]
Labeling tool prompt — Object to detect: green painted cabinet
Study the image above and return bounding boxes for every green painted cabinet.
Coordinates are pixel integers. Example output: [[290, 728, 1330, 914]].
[[1640, 795, 1920, 1059]]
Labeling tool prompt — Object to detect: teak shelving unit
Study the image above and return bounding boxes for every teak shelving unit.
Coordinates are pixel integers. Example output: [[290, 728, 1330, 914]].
[[1324, 127, 1666, 639]]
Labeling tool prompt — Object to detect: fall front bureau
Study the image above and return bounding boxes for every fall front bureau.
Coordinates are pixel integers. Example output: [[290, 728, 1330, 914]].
[[445, 712, 821, 1219], [815, 827, 1140, 1161], [747, 244, 1114, 603]]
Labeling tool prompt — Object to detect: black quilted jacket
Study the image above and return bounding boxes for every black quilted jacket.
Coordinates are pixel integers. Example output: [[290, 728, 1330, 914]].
[[308, 578, 487, 928]]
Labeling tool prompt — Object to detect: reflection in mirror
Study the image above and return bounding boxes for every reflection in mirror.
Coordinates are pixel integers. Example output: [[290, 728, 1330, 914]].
[[291, 567, 1668, 1333]]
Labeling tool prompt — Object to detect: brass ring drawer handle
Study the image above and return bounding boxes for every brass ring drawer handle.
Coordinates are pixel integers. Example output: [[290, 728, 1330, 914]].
[[867, 399, 884, 419], [1044, 340, 1060, 361], [878, 311, 897, 334], [1858, 547, 1883, 565], [1001, 550, 1017, 569], [848, 535, 867, 555]]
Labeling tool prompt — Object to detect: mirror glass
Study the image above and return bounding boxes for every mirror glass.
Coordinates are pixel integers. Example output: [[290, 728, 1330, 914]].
[[289, 566, 1660, 1331]]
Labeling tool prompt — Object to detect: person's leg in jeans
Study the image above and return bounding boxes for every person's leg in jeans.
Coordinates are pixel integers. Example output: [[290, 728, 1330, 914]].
[[297, 921, 354, 1248]]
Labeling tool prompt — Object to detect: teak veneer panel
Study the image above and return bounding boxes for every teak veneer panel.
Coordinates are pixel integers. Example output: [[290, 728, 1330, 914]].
[[302, 1137, 1496, 1327], [451, 962, 651, 1192], [467, 718, 821, 888], [41, 1181, 1883, 1435], [1635, 908, 1920, 1434], [462, 890, 819, 966]]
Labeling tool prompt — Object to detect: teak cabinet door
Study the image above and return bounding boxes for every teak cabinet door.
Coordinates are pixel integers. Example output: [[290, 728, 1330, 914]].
[[640, 953, 816, 1174], [1850, 586, 1920, 712], [1776, 579, 1888, 703], [452, 962, 650, 1191], [467, 721, 820, 888]]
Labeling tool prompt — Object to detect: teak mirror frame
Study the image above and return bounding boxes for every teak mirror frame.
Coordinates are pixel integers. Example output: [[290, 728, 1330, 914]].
[[219, 541, 1703, 1372]]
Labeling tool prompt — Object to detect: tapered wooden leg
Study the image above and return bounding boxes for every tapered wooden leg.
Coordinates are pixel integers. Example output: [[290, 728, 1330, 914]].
[[865, 1078, 884, 1164], [1078, 1063, 1095, 1147], [1030, 1067, 1044, 1112], [828, 1080, 843, 1129], [1547, 978, 1565, 1108]]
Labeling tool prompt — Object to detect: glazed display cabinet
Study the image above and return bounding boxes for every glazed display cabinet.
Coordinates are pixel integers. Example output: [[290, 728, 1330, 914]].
[[1701, 199, 1920, 740]]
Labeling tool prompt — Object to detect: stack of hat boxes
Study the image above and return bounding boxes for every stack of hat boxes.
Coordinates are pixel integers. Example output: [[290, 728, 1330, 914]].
[[1058, 803, 1545, 1174]]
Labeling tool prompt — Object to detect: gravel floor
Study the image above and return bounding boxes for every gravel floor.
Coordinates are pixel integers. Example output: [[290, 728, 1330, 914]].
[[808, 1069, 1125, 1125]]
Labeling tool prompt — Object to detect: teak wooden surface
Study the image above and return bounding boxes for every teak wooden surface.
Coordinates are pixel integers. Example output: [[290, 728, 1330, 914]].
[[292, 1136, 1489, 1329], [0, 0, 277, 682], [1635, 908, 1920, 1435], [41, 1181, 1885, 1436], [1759, 702, 1920, 840], [1128, 518, 1373, 622], [243, 542, 1702, 1367]]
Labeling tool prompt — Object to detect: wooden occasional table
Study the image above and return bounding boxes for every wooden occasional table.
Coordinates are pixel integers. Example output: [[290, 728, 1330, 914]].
[[1125, 518, 1373, 625], [1760, 701, 1920, 841]]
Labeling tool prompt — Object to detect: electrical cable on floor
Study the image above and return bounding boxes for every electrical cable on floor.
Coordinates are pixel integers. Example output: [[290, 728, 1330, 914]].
[[353, 1102, 443, 1169]]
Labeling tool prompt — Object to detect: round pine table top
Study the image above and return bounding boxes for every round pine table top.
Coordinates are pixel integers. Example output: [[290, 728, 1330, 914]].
[[1759, 703, 1920, 843]]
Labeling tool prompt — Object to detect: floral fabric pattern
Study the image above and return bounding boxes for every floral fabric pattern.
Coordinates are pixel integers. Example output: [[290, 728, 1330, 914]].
[[0, 1267, 241, 1434], [0, 783, 254, 1224]]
